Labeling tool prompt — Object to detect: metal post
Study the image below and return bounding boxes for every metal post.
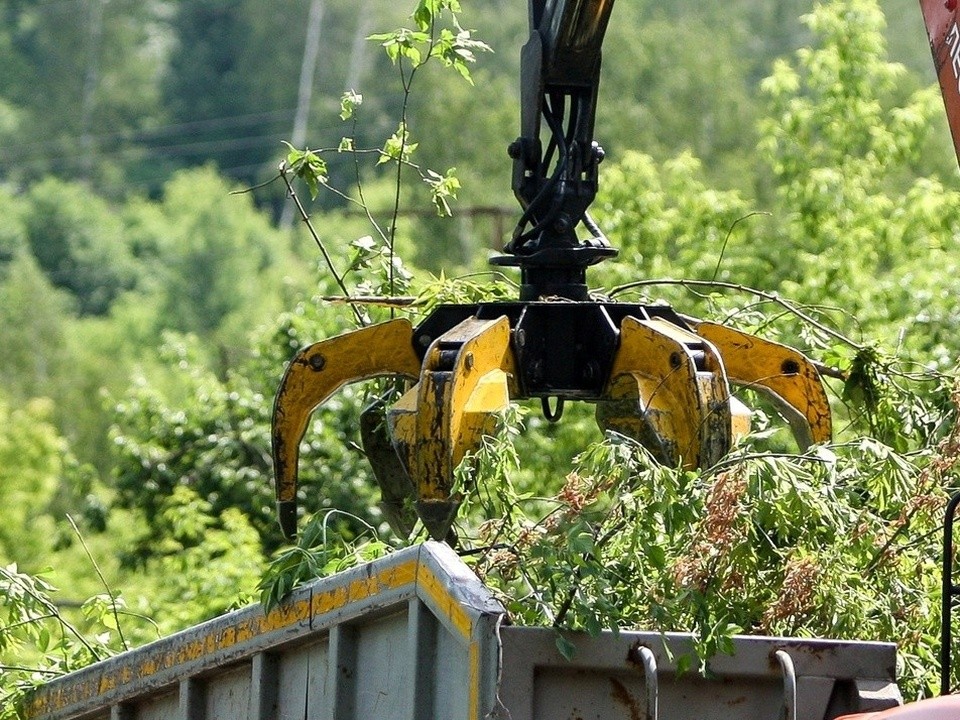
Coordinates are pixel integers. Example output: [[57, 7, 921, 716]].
[[281, 0, 326, 229], [941, 491, 960, 695]]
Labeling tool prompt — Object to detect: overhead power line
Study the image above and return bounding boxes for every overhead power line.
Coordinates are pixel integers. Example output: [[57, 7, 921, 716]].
[[0, 133, 288, 171], [0, 109, 297, 162], [0, 115, 359, 179]]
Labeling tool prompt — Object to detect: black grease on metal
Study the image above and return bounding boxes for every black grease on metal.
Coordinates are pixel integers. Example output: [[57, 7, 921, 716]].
[[583, 360, 599, 382], [437, 349, 459, 370]]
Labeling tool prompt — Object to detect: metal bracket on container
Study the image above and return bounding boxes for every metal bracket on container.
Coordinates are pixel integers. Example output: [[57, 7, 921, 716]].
[[941, 490, 960, 695], [774, 649, 797, 720], [635, 645, 659, 720]]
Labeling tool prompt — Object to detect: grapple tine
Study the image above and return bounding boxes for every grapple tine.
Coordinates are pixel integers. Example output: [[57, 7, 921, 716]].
[[359, 397, 418, 539], [271, 318, 421, 538], [596, 316, 733, 469], [693, 322, 833, 449], [388, 316, 516, 541]]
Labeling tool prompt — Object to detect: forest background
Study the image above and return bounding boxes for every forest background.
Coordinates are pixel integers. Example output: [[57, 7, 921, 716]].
[[4, 0, 960, 708]]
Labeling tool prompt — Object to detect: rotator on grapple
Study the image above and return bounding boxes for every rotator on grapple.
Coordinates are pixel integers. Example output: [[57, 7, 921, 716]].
[[271, 0, 833, 543]]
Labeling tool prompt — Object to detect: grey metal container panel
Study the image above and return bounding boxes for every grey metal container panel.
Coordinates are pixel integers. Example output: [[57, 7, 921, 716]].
[[133, 692, 176, 720], [498, 627, 901, 720], [23, 542, 506, 720]]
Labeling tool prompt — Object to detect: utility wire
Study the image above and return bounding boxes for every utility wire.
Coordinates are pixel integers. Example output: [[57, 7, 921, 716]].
[[0, 133, 287, 171], [0, 118, 358, 172], [0, 109, 297, 161]]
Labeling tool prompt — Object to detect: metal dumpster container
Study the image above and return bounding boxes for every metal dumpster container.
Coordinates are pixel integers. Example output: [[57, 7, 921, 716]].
[[23, 541, 901, 720]]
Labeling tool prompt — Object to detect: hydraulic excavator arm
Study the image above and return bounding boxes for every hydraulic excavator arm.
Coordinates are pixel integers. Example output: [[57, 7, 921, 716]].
[[271, 0, 833, 542]]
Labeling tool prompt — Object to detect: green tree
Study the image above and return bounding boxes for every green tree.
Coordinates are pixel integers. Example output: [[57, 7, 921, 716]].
[[159, 0, 283, 182], [593, 0, 960, 363], [0, 185, 26, 263], [0, 396, 63, 567], [0, 183, 134, 475], [22, 177, 139, 316], [0, 255, 71, 405], [756, 0, 960, 359], [593, 150, 753, 289], [127, 166, 302, 354], [599, 8, 760, 186], [135, 486, 264, 635], [0, 0, 164, 188], [109, 302, 385, 561]]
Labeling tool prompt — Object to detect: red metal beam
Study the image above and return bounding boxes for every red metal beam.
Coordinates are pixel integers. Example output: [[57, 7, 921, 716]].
[[920, 0, 960, 168]]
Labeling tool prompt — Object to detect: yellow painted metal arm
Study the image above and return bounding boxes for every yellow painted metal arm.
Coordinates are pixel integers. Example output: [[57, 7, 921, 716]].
[[596, 316, 733, 469], [272, 318, 422, 537], [693, 322, 832, 449], [389, 316, 516, 540]]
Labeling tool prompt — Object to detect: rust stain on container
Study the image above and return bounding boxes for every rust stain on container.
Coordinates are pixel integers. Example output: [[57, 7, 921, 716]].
[[609, 677, 643, 720]]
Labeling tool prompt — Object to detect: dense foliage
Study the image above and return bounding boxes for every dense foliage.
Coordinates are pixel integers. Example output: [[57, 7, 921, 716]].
[[3, 0, 960, 714]]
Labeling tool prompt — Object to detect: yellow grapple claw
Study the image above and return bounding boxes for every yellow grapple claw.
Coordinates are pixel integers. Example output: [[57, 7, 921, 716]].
[[271, 318, 421, 538], [271, 0, 841, 543], [693, 322, 832, 449], [388, 316, 516, 540], [596, 316, 733, 469]]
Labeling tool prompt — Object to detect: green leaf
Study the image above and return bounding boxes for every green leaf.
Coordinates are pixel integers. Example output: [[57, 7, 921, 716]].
[[340, 90, 363, 121], [413, 1, 434, 31], [282, 141, 328, 200], [380, 123, 417, 165], [647, 544, 666, 569], [351, 235, 377, 253], [584, 613, 602, 637], [555, 633, 577, 661], [37, 627, 50, 653], [369, 28, 430, 65], [423, 168, 461, 216]]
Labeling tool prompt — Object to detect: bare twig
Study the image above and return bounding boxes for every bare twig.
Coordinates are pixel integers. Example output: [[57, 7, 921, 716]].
[[611, 277, 867, 352], [67, 514, 127, 651], [711, 211, 771, 282], [321, 295, 419, 307], [279, 162, 365, 326], [0, 665, 64, 676]]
